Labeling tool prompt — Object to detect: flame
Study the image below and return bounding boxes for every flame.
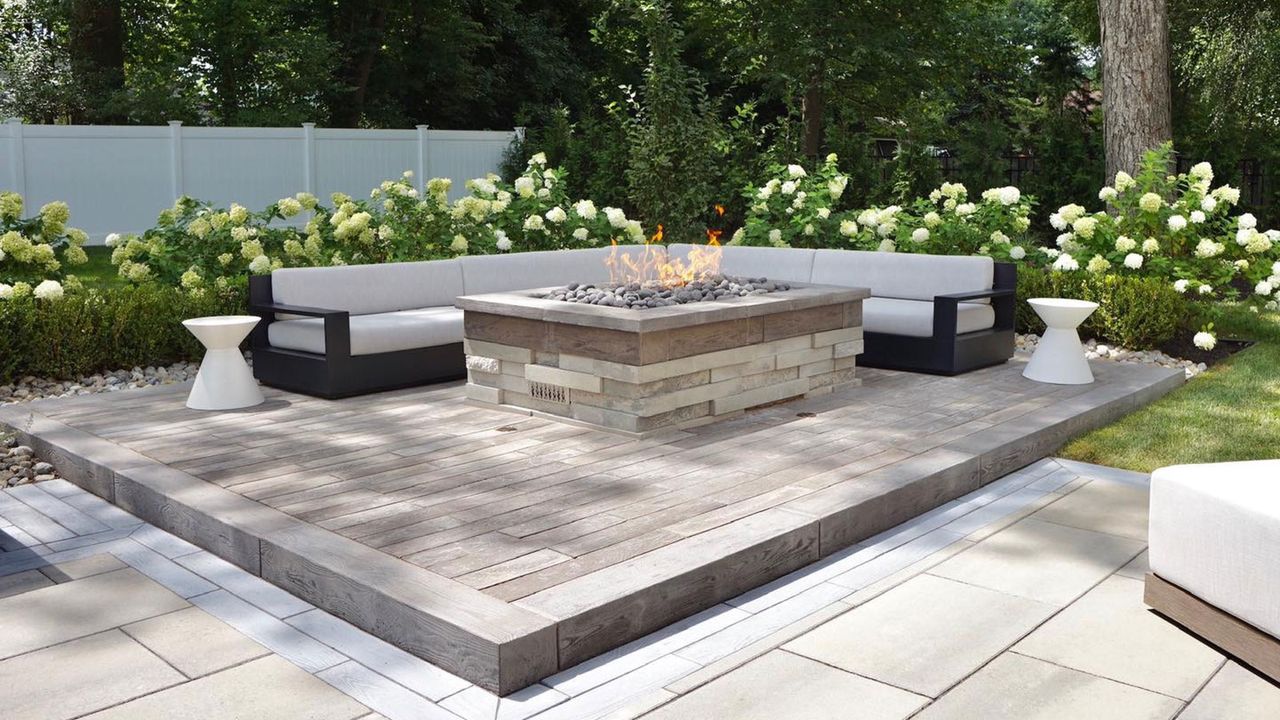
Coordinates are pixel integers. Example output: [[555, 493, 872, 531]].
[[715, 204, 725, 216], [606, 224, 723, 287]]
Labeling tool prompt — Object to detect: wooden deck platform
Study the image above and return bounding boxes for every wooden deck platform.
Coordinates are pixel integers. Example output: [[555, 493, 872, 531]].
[[0, 356, 1183, 694]]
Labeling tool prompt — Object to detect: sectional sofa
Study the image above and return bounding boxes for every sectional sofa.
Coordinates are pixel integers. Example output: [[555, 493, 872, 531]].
[[248, 245, 1016, 398]]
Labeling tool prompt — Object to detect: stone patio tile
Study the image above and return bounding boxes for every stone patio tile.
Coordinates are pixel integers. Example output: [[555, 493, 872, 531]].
[[439, 683, 569, 720], [1013, 575, 1222, 699], [8, 483, 109, 535], [644, 650, 927, 720], [914, 652, 1182, 720], [1032, 479, 1150, 541], [38, 552, 127, 582], [317, 660, 458, 720], [675, 581, 851, 665], [190, 590, 347, 673], [785, 574, 1055, 697], [1116, 549, 1150, 580], [0, 629, 184, 720], [1053, 458, 1150, 487], [533, 656, 700, 720], [1181, 662, 1280, 720], [287, 608, 470, 701], [123, 606, 271, 678], [0, 568, 188, 659], [112, 540, 218, 598], [928, 517, 1144, 606], [0, 568, 54, 599], [83, 655, 369, 720], [178, 550, 313, 618]]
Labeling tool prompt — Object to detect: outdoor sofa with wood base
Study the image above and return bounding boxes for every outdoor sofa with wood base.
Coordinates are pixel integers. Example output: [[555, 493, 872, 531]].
[[1146, 459, 1280, 684], [249, 245, 1016, 398]]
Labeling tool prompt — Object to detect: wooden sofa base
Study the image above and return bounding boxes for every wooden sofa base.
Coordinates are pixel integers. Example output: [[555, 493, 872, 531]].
[[252, 343, 466, 399], [1145, 572, 1280, 685]]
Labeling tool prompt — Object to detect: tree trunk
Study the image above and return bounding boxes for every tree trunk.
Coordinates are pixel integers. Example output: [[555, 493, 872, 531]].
[[68, 0, 126, 123], [328, 1, 389, 128], [1098, 0, 1172, 179], [802, 61, 824, 161]]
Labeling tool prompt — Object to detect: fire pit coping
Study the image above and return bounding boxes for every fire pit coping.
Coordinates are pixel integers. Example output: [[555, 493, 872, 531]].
[[455, 281, 870, 333]]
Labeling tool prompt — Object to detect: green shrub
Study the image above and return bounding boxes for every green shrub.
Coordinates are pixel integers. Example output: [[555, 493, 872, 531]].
[[1017, 268, 1188, 349], [0, 284, 244, 384]]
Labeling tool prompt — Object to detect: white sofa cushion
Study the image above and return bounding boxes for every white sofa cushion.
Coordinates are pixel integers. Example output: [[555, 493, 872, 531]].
[[862, 297, 995, 338], [810, 249, 994, 302], [1149, 460, 1280, 639], [268, 306, 464, 356], [459, 246, 669, 295], [271, 260, 464, 316], [667, 244, 817, 284]]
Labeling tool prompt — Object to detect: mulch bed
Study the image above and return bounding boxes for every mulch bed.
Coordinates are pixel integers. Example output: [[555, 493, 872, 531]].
[[1159, 337, 1254, 368]]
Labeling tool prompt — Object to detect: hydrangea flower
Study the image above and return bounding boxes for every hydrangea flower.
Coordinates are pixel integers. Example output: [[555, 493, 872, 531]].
[[911, 228, 929, 243], [1174, 279, 1189, 293], [450, 235, 468, 253], [924, 211, 941, 228], [878, 239, 896, 252], [1167, 215, 1186, 232], [1142, 238, 1159, 254], [573, 200, 597, 220], [1099, 186, 1118, 202], [1087, 255, 1110, 274], [1256, 280, 1274, 296], [1193, 331, 1216, 351], [571, 228, 589, 243], [495, 230, 512, 251], [544, 207, 567, 223], [248, 255, 271, 274], [787, 164, 807, 179], [0, 283, 12, 299], [1114, 171, 1135, 191], [1138, 193, 1162, 212], [1009, 246, 1026, 260], [1052, 253, 1079, 272], [604, 207, 628, 229], [839, 220, 858, 237], [1124, 253, 1144, 269]]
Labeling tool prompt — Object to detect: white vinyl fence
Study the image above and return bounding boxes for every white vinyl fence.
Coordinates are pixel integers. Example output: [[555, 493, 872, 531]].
[[0, 120, 520, 244]]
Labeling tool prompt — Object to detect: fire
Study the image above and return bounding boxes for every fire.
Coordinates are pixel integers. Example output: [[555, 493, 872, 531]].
[[606, 223, 724, 287]]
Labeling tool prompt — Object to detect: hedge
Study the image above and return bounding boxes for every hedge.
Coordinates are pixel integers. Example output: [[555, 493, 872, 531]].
[[0, 284, 244, 384], [1016, 268, 1189, 350]]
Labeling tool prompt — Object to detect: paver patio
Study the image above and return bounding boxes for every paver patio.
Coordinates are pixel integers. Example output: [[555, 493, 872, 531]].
[[0, 356, 1182, 691], [0, 357, 1183, 692], [3, 459, 1278, 718]]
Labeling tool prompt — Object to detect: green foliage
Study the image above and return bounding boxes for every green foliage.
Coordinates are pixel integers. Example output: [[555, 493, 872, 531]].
[[621, 1, 720, 243], [1017, 268, 1188, 349], [0, 283, 244, 384]]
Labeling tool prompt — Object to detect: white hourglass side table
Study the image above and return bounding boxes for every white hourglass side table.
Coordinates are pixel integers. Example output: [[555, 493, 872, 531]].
[[182, 316, 265, 410], [1023, 298, 1100, 385]]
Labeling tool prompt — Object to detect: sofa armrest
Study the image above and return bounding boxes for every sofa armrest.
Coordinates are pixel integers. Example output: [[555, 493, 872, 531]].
[[932, 285, 1016, 338], [247, 301, 352, 359]]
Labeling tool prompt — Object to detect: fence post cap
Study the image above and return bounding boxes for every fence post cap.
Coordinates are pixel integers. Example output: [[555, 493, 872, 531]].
[[302, 122, 316, 128], [167, 120, 183, 126]]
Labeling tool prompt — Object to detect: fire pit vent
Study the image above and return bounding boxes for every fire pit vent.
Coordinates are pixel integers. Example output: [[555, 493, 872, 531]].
[[529, 380, 569, 405]]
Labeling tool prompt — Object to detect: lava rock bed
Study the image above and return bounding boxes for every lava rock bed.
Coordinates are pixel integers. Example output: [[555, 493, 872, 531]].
[[543, 275, 791, 309]]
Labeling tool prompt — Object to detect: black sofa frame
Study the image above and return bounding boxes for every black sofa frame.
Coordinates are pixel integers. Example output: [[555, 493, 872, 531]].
[[247, 275, 466, 399], [858, 262, 1017, 376]]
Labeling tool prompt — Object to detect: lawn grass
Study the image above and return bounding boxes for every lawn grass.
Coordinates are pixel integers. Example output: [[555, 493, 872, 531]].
[[1061, 306, 1280, 472], [72, 246, 122, 288]]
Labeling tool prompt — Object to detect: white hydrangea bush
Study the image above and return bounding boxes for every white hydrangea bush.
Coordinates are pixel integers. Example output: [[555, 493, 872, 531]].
[[736, 154, 849, 248], [1043, 144, 1279, 308], [734, 156, 1035, 262], [0, 191, 89, 302], [110, 155, 650, 294]]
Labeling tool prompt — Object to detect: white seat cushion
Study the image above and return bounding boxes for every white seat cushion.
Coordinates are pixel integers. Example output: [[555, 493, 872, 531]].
[[1149, 460, 1280, 639], [271, 260, 464, 316], [862, 297, 995, 338], [667, 244, 816, 284], [810, 249, 994, 302], [268, 307, 464, 356], [459, 246, 669, 295]]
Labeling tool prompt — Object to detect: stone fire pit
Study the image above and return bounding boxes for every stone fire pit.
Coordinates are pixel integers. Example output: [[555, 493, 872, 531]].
[[542, 275, 792, 309], [456, 282, 869, 435]]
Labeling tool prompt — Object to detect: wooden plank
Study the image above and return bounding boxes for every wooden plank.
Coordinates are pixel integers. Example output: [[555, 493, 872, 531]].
[[1145, 573, 1280, 684]]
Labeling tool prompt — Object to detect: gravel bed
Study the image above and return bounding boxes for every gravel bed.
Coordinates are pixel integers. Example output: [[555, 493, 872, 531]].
[[0, 361, 202, 406], [1, 434, 67, 488], [543, 275, 791, 309], [1016, 334, 1206, 379]]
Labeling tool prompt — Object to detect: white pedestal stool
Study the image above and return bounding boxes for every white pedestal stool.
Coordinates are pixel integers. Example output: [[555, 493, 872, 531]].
[[1023, 298, 1099, 385], [182, 316, 265, 410]]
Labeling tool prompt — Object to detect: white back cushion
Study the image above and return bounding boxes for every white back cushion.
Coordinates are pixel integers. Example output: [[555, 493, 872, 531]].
[[271, 260, 464, 315], [459, 246, 669, 294], [810, 250, 994, 301], [667, 244, 817, 284]]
